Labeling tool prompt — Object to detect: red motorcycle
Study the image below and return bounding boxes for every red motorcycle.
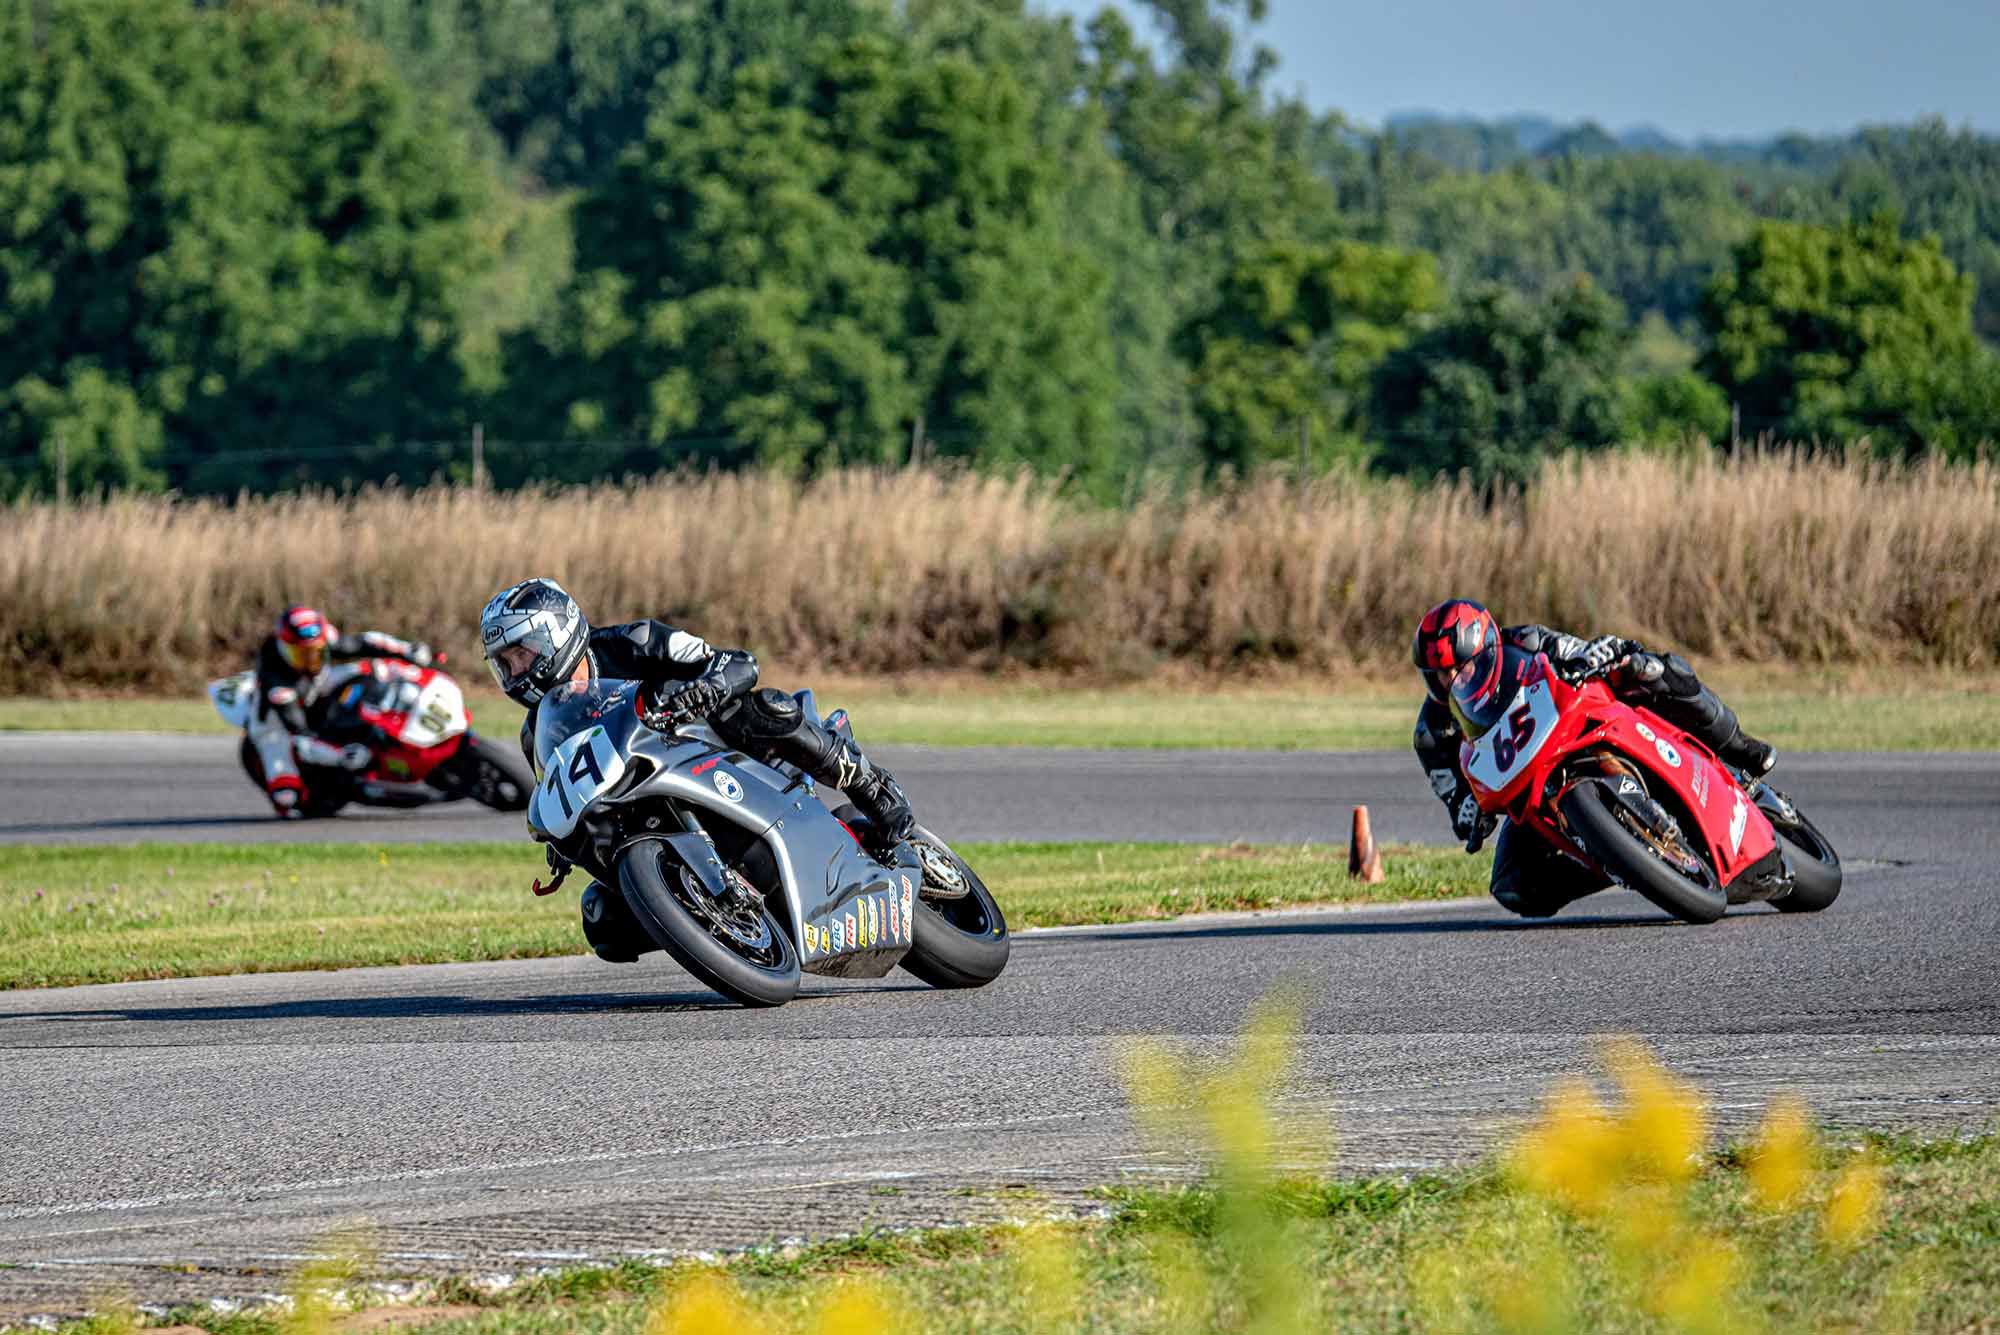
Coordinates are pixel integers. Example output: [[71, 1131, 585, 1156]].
[[211, 658, 534, 818], [1453, 646, 1841, 923]]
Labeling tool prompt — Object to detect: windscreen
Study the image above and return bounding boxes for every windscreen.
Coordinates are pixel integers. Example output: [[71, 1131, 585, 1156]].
[[533, 678, 640, 773], [1448, 644, 1537, 740]]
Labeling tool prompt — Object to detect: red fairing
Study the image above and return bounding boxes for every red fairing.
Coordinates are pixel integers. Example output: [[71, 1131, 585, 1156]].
[[342, 660, 468, 783], [1458, 652, 1779, 892], [1587, 708, 1776, 882]]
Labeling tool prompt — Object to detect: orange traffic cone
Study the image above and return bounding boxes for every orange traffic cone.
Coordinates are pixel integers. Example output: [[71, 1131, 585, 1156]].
[[1348, 804, 1385, 884]]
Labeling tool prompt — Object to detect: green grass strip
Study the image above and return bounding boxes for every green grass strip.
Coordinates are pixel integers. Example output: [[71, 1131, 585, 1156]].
[[0, 840, 1485, 990], [76, 1129, 2000, 1335]]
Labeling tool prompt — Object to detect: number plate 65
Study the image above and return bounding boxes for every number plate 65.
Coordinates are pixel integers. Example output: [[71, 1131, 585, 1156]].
[[1465, 680, 1559, 793], [531, 727, 626, 840]]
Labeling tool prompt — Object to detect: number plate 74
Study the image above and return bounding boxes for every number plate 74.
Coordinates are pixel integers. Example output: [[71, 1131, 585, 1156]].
[[531, 727, 626, 840]]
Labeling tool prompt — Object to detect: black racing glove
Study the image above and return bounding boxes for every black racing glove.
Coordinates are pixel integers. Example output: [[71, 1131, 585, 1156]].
[[1559, 636, 1642, 684], [637, 676, 724, 731], [1455, 792, 1498, 854], [1431, 764, 1498, 853]]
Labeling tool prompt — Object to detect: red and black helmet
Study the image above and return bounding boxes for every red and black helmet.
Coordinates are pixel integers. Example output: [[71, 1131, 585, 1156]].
[[1411, 598, 1499, 704], [275, 605, 333, 674]]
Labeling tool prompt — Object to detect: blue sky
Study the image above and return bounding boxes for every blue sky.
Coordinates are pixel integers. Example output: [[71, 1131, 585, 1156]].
[[1038, 0, 2000, 141]]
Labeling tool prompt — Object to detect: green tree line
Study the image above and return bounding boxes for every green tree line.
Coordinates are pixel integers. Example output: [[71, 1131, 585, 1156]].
[[4, 0, 1999, 499]]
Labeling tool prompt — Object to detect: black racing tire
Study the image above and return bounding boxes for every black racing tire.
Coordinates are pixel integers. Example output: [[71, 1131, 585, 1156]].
[[617, 837, 800, 1008], [1762, 792, 1843, 913], [1558, 779, 1727, 925], [897, 827, 1010, 989], [452, 733, 534, 811], [297, 784, 351, 819], [239, 738, 348, 817]]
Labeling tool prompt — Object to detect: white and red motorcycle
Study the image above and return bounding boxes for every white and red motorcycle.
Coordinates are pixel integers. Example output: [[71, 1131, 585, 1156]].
[[209, 658, 533, 819]]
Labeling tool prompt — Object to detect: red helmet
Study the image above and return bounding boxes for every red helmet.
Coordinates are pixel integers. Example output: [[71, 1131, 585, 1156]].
[[1411, 599, 1499, 704], [275, 605, 333, 674]]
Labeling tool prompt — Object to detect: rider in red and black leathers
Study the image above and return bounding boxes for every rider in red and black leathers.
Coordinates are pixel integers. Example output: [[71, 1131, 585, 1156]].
[[244, 606, 436, 814], [253, 608, 435, 735], [1411, 599, 1776, 918]]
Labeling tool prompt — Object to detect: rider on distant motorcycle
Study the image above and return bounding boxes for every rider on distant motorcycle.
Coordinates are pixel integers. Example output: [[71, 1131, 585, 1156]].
[[478, 578, 915, 856], [246, 605, 438, 817], [1410, 598, 1777, 918]]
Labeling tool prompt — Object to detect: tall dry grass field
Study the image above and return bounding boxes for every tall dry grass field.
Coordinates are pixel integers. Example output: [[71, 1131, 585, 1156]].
[[3, 452, 1997, 692]]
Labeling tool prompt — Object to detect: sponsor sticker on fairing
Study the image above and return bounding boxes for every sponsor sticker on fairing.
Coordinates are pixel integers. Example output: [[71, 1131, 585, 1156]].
[[1654, 737, 1681, 769], [1730, 792, 1748, 856], [713, 769, 743, 802], [868, 896, 880, 945], [844, 911, 857, 948], [901, 880, 914, 925], [888, 897, 900, 941], [1690, 764, 1710, 808], [831, 920, 844, 950]]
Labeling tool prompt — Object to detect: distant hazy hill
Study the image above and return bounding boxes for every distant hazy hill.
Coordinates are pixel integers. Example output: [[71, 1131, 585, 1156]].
[[1377, 111, 1984, 172]]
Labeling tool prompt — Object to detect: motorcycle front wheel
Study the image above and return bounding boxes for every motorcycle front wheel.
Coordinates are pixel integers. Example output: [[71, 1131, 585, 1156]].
[[1558, 779, 1726, 924], [617, 837, 800, 1008], [1758, 786, 1843, 913]]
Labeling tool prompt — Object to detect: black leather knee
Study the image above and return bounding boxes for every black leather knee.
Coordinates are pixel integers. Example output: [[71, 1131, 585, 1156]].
[[714, 687, 802, 743], [715, 688, 847, 779]]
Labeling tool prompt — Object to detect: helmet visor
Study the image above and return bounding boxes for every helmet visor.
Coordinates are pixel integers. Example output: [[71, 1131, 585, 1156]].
[[1447, 644, 1507, 738], [485, 627, 558, 698], [278, 637, 325, 674]]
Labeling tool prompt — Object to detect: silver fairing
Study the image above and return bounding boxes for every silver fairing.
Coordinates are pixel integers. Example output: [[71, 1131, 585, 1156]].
[[532, 680, 912, 977]]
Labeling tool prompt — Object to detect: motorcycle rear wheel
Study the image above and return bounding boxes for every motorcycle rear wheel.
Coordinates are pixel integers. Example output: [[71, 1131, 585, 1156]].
[[897, 827, 1010, 989], [617, 837, 800, 1008], [1559, 779, 1726, 924], [448, 733, 534, 811]]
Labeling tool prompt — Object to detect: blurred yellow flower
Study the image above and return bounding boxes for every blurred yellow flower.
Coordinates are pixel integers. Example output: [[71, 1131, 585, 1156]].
[[1648, 1238, 1741, 1330], [812, 1279, 903, 1335], [1510, 1075, 1617, 1212], [1746, 1096, 1813, 1213], [1606, 1039, 1706, 1182], [1823, 1152, 1883, 1249], [650, 1271, 754, 1335]]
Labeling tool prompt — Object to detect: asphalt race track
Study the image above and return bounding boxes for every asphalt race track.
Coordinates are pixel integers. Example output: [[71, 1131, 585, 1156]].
[[2, 733, 1996, 854], [1, 739, 1998, 1317]]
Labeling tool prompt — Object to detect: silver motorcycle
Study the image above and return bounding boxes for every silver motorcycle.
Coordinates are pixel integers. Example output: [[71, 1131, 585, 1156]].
[[528, 678, 1009, 1007]]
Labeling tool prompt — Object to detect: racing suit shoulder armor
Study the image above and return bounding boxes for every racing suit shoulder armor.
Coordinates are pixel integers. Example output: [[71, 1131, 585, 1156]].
[[590, 621, 757, 693], [1502, 623, 1585, 661]]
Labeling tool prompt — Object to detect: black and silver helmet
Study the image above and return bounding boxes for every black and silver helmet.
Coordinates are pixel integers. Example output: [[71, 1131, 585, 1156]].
[[479, 578, 588, 706]]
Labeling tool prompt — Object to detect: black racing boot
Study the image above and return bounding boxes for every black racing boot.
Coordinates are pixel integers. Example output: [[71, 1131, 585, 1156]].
[[1717, 726, 1778, 778], [714, 688, 916, 857], [847, 759, 915, 857]]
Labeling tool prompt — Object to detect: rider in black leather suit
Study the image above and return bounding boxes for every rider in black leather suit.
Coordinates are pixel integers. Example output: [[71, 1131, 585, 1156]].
[[1410, 598, 1776, 918], [481, 578, 914, 855]]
